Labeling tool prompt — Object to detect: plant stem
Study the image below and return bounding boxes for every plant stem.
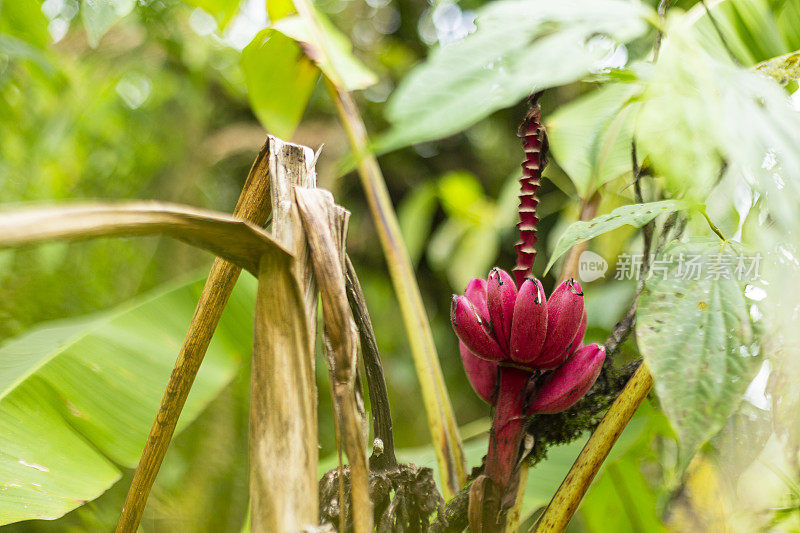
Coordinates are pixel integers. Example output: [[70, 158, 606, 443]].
[[632, 140, 655, 276], [487, 367, 530, 493], [471, 366, 531, 532], [558, 192, 602, 283], [652, 0, 673, 60], [297, 189, 372, 533], [249, 139, 320, 532], [115, 143, 273, 533], [531, 363, 653, 532], [702, 209, 727, 241]]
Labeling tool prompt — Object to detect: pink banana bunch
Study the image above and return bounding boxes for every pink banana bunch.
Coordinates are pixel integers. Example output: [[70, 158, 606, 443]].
[[451, 268, 605, 497], [451, 98, 606, 529]]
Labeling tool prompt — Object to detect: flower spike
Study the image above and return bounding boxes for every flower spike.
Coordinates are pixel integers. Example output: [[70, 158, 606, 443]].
[[513, 99, 548, 287]]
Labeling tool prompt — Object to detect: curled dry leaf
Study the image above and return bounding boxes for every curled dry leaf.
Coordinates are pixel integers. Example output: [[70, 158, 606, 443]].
[[0, 201, 287, 275], [295, 186, 373, 533]]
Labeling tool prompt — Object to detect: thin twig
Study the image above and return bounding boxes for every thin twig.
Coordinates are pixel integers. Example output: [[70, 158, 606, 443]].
[[115, 142, 273, 532], [672, 215, 688, 243], [632, 140, 655, 278], [653, 211, 680, 257], [652, 0, 672, 61], [604, 301, 638, 358], [702, 209, 727, 242]]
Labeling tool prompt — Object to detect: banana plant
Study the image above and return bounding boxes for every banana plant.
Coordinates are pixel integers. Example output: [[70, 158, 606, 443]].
[[0, 136, 372, 533]]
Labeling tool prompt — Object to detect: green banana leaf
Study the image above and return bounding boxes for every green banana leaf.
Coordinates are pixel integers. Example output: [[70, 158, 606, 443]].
[[0, 272, 257, 525]]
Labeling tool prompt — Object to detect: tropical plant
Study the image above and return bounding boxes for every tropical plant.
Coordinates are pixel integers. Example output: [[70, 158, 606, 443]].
[[1, 0, 799, 531]]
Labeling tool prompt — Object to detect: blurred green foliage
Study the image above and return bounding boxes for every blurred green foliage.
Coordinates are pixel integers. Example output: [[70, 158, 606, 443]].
[[1, 0, 800, 530], [0, 274, 252, 525]]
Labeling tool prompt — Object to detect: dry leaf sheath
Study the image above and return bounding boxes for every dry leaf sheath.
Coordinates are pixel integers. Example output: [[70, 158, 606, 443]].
[[296, 187, 373, 533], [250, 139, 320, 532]]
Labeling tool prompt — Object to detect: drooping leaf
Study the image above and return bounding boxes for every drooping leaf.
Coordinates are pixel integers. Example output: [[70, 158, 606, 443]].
[[546, 83, 641, 197], [0, 201, 281, 276], [688, 0, 792, 66], [636, 241, 760, 469], [272, 13, 378, 91], [378, 0, 653, 151], [543, 200, 691, 275], [635, 23, 800, 227], [0, 274, 256, 524], [181, 0, 241, 29], [241, 29, 319, 139], [81, 0, 135, 48]]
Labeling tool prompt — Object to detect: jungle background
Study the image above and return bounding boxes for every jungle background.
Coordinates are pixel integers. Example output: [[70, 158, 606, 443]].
[[1, 0, 799, 530]]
